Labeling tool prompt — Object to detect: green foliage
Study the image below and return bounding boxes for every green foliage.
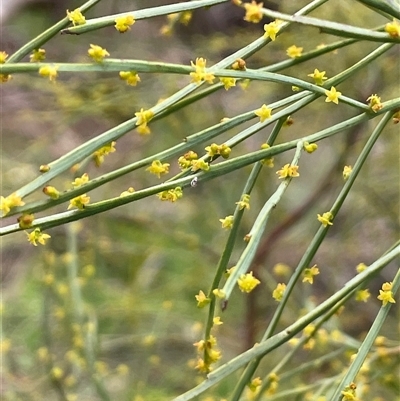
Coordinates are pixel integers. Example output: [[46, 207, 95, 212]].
[[1, 1, 399, 400]]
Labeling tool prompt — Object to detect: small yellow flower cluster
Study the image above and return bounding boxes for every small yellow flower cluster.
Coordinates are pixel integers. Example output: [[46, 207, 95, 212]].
[[302, 265, 319, 284], [0, 193, 25, 216], [325, 86, 342, 104], [236, 194, 250, 210], [273, 262, 291, 277], [341, 383, 357, 401], [219, 77, 237, 90], [267, 372, 280, 395], [385, 19, 400, 37], [205, 143, 231, 158], [119, 71, 141, 86], [88, 44, 110, 62], [160, 11, 192, 35], [72, 173, 89, 188], [194, 334, 222, 373], [356, 262, 367, 273], [260, 143, 274, 167], [248, 376, 262, 392], [18, 213, 34, 229], [219, 215, 234, 229], [213, 288, 226, 299], [146, 160, 170, 178], [135, 108, 154, 135], [178, 151, 198, 169], [232, 58, 246, 70], [120, 187, 135, 197], [255, 104, 272, 122], [243, 1, 264, 24], [195, 290, 210, 308], [303, 142, 318, 153], [308, 69, 327, 85], [67, 8, 86, 26], [317, 211, 333, 227], [377, 282, 396, 306], [276, 164, 299, 179], [0, 51, 8, 63], [191, 159, 210, 172], [93, 142, 116, 166], [355, 289, 370, 302], [30, 48, 46, 62], [343, 165, 352, 180], [0, 50, 11, 82], [43, 186, 60, 199], [68, 194, 90, 210], [157, 187, 182, 202], [26, 228, 51, 246], [263, 19, 283, 41], [272, 283, 286, 301], [38, 65, 58, 81], [366, 94, 383, 112], [303, 324, 316, 350], [286, 45, 303, 58], [114, 15, 135, 33], [190, 58, 215, 84], [238, 271, 260, 293]]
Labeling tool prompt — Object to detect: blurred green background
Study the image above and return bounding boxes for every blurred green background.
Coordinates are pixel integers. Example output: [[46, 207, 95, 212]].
[[1, 1, 399, 400]]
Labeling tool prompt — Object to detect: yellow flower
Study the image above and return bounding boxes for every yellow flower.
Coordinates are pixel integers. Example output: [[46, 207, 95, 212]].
[[385, 19, 400, 37], [276, 164, 299, 179], [303, 142, 318, 153], [194, 358, 209, 373], [212, 289, 226, 299], [190, 57, 215, 84], [237, 272, 261, 293], [302, 265, 319, 284], [38, 65, 58, 81], [157, 187, 183, 202], [260, 143, 274, 167], [205, 143, 231, 158], [286, 45, 303, 58], [307, 69, 327, 86], [243, 1, 264, 24], [273, 263, 291, 277], [0, 51, 8, 63], [325, 86, 342, 104], [272, 283, 286, 301], [263, 20, 282, 41], [72, 173, 89, 188], [146, 160, 170, 178], [135, 108, 154, 126], [114, 15, 135, 33], [30, 48, 46, 62], [67, 8, 86, 26], [0, 74, 12, 83], [93, 142, 116, 166], [119, 71, 140, 86], [137, 123, 151, 135], [219, 77, 237, 90], [232, 58, 246, 70], [0, 193, 25, 216], [68, 194, 90, 210], [26, 228, 51, 246], [377, 282, 396, 306], [366, 94, 383, 112], [356, 262, 367, 273], [236, 194, 250, 210], [18, 213, 35, 229], [191, 159, 209, 172], [120, 187, 135, 197], [355, 289, 370, 302], [213, 316, 223, 325], [195, 290, 211, 308], [343, 165, 352, 180], [88, 44, 110, 62], [219, 215, 234, 229], [248, 377, 262, 392], [341, 383, 357, 401], [178, 151, 198, 169], [317, 211, 333, 227], [255, 104, 272, 122]]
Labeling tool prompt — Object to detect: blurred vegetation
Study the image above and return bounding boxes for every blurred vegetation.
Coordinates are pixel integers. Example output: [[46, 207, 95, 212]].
[[1, 1, 399, 400]]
